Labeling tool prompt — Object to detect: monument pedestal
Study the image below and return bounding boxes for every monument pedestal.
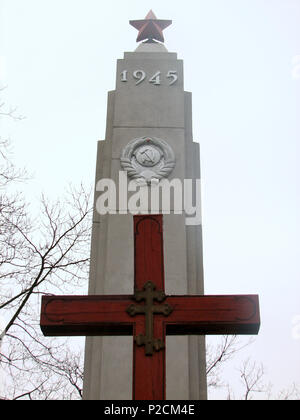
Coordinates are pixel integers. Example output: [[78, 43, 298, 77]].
[[83, 41, 207, 400]]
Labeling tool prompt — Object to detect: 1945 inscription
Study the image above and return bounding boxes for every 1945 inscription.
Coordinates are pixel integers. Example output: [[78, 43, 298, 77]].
[[120, 70, 178, 86]]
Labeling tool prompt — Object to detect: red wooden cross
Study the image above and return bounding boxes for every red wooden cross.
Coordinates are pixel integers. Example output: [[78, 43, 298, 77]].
[[40, 215, 260, 400]]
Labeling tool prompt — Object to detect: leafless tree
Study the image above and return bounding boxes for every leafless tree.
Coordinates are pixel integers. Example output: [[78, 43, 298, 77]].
[[209, 348, 300, 400], [206, 335, 255, 390], [0, 87, 25, 121], [0, 93, 92, 400], [0, 179, 92, 399], [238, 359, 269, 400], [206, 333, 300, 400]]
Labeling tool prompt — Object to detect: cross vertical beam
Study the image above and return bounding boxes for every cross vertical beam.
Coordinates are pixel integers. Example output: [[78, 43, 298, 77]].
[[132, 215, 167, 399]]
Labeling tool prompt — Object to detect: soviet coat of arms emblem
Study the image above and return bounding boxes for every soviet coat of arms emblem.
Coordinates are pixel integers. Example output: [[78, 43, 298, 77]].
[[120, 137, 176, 184]]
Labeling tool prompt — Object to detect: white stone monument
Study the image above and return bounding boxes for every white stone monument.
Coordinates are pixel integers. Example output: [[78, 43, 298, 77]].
[[82, 11, 207, 400]]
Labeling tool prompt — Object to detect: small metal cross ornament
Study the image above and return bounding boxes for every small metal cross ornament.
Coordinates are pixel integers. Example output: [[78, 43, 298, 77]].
[[127, 281, 173, 355]]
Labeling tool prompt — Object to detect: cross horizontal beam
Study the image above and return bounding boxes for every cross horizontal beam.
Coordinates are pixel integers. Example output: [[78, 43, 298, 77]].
[[40, 294, 260, 337]]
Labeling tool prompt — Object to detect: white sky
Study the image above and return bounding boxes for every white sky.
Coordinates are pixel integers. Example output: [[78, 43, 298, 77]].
[[1, 0, 300, 399]]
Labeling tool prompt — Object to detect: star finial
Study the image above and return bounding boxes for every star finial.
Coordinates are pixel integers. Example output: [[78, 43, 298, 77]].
[[129, 10, 172, 44]]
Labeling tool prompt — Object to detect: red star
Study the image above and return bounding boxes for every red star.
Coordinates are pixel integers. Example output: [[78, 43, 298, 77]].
[[130, 10, 172, 43]]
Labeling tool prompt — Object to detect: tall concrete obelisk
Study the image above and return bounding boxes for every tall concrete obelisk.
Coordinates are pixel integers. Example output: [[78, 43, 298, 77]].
[[83, 11, 207, 400]]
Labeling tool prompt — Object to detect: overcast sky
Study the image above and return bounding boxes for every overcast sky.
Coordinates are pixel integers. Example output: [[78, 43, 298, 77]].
[[1, 0, 300, 399]]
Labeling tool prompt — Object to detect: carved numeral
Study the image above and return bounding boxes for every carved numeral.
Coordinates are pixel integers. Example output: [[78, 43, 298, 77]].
[[120, 70, 128, 82], [149, 71, 161, 85], [133, 70, 146, 85], [167, 70, 178, 85]]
